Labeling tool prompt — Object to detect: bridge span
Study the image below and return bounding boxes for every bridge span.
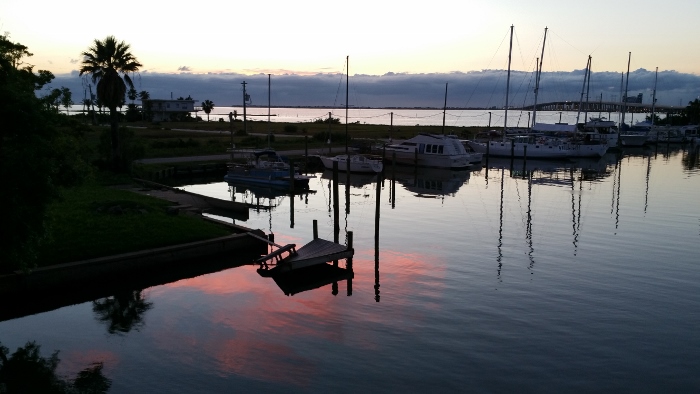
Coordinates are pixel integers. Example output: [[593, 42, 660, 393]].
[[521, 101, 682, 114]]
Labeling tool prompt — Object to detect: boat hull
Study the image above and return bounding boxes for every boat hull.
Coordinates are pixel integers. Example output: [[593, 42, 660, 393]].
[[319, 155, 383, 173], [384, 150, 471, 169]]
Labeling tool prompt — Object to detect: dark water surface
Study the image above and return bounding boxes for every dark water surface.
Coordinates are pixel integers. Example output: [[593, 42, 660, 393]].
[[2, 146, 699, 393]]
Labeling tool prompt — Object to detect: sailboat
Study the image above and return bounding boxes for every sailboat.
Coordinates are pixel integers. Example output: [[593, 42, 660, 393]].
[[468, 27, 606, 159], [318, 57, 383, 173]]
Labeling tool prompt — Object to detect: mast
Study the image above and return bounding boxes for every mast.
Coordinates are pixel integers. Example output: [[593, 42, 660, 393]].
[[575, 56, 591, 124], [504, 25, 514, 133], [531, 27, 547, 128], [651, 67, 658, 126], [345, 55, 349, 157], [621, 52, 631, 129], [442, 82, 448, 135], [584, 60, 591, 121], [242, 81, 248, 135], [267, 74, 271, 147]]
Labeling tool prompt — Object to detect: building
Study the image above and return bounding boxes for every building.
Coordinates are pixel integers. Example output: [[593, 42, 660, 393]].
[[623, 93, 643, 104], [141, 98, 195, 121]]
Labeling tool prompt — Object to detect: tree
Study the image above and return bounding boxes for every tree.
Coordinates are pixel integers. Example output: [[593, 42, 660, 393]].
[[79, 36, 142, 171], [201, 99, 214, 122], [59, 86, 73, 114], [0, 341, 112, 393], [683, 99, 700, 124], [127, 86, 137, 104], [1, 34, 91, 272]]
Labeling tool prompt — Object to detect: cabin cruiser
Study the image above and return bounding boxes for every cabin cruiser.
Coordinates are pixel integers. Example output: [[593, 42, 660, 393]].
[[383, 134, 471, 169]]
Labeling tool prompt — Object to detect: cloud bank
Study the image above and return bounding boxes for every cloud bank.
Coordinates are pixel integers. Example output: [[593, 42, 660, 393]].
[[50, 69, 700, 109]]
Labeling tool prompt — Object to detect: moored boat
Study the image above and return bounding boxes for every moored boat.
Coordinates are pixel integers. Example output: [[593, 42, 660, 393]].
[[318, 154, 383, 173], [224, 149, 313, 189], [383, 134, 472, 169]]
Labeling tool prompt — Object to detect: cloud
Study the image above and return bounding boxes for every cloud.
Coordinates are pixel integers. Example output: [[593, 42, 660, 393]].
[[48, 69, 700, 109], [70, 58, 79, 64], [178, 66, 191, 72]]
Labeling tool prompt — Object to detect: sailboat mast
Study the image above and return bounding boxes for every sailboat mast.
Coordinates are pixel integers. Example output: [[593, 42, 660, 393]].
[[576, 56, 591, 124], [267, 74, 271, 147], [504, 25, 514, 133], [621, 52, 631, 128], [345, 55, 349, 156], [584, 60, 591, 122], [442, 82, 448, 135], [651, 67, 658, 126], [531, 27, 547, 128]]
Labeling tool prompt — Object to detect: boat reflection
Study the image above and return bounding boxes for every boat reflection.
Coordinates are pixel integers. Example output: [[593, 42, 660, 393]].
[[320, 169, 379, 189], [389, 165, 470, 197]]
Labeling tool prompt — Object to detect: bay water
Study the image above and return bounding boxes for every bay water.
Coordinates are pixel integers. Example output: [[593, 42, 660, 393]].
[[1, 145, 698, 393]]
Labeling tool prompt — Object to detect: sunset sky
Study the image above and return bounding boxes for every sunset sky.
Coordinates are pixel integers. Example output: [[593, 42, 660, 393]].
[[3, 0, 699, 107]]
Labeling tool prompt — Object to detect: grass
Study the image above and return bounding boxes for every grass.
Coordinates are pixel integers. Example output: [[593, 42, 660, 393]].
[[37, 182, 232, 266]]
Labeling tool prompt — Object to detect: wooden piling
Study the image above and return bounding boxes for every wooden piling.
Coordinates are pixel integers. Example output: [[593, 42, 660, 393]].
[[312, 219, 318, 240]]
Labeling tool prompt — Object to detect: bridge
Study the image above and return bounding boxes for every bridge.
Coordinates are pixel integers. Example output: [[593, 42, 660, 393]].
[[520, 101, 683, 114]]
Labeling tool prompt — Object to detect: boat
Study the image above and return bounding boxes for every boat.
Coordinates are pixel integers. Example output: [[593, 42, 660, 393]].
[[384, 133, 472, 169], [224, 149, 313, 189], [581, 118, 619, 149], [319, 154, 383, 173], [466, 135, 573, 159], [317, 56, 384, 174]]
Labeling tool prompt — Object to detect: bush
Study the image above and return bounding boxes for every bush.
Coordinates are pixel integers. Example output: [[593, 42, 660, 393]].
[[284, 124, 298, 133]]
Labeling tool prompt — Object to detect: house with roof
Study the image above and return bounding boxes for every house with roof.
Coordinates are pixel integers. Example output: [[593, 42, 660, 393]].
[[141, 98, 195, 121]]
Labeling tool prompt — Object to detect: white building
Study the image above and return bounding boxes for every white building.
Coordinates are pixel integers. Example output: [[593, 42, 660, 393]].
[[141, 99, 195, 121]]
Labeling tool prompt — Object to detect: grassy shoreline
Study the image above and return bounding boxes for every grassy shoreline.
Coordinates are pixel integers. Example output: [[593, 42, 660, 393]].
[[34, 181, 232, 269]]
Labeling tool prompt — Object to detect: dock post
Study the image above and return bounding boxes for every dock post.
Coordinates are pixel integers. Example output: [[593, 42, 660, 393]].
[[304, 135, 308, 173], [313, 219, 318, 240], [347, 230, 353, 297], [333, 161, 339, 243], [510, 139, 515, 158], [523, 144, 528, 172], [289, 158, 295, 192]]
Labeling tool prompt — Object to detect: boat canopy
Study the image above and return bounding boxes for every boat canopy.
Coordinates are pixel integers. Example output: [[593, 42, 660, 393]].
[[532, 123, 577, 133]]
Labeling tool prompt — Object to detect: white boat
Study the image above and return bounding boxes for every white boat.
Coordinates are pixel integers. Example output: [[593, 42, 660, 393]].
[[619, 132, 649, 147], [319, 154, 383, 173], [384, 134, 472, 169], [466, 135, 572, 159], [581, 119, 619, 149]]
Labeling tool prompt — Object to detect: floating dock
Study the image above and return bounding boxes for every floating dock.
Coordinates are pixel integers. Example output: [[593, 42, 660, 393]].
[[256, 220, 354, 276]]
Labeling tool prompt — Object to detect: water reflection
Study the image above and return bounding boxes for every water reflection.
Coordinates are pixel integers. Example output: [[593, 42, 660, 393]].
[[92, 290, 153, 335], [0, 341, 111, 393], [392, 166, 470, 198]]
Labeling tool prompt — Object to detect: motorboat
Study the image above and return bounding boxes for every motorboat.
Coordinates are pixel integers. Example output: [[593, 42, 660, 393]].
[[224, 149, 313, 189], [383, 134, 472, 169]]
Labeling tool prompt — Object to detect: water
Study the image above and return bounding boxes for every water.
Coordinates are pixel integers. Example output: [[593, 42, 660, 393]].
[[2, 145, 699, 393], [70, 105, 660, 129]]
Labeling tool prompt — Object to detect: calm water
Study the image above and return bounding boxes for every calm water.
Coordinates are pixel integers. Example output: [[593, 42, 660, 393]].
[[2, 145, 699, 393], [200, 107, 654, 129]]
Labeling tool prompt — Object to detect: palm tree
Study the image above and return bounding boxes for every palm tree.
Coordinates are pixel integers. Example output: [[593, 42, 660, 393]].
[[201, 99, 215, 122], [79, 36, 142, 170]]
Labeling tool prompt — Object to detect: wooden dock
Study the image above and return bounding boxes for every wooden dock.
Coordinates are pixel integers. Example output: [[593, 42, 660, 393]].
[[256, 220, 354, 276]]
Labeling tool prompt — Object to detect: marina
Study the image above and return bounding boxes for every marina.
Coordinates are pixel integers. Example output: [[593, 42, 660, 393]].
[[1, 144, 699, 392]]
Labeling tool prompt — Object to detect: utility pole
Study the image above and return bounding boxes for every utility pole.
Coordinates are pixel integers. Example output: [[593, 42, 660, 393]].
[[242, 81, 248, 135]]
